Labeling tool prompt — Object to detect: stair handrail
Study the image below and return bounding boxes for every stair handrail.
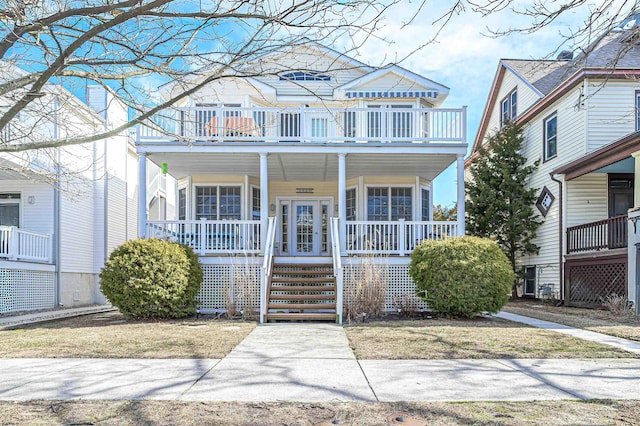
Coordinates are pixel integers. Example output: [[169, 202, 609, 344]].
[[330, 217, 343, 324], [261, 216, 277, 323]]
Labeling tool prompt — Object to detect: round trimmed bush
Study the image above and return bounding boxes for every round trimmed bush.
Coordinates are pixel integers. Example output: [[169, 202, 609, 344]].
[[100, 239, 203, 319], [409, 236, 514, 318]]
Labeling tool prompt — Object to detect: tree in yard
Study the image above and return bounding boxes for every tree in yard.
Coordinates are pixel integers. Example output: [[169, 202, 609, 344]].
[[466, 121, 542, 296], [433, 203, 457, 221]]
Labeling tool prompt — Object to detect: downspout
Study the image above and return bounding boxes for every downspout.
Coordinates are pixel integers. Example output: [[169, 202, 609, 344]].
[[550, 173, 564, 303], [103, 89, 109, 266], [53, 95, 61, 306]]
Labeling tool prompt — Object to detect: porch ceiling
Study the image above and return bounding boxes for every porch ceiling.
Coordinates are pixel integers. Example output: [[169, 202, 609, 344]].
[[146, 152, 458, 181]]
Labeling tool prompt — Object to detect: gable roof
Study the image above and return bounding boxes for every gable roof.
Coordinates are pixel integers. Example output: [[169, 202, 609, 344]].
[[469, 26, 640, 164]]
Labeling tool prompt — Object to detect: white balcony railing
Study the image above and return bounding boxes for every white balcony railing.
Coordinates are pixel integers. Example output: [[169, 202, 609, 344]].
[[145, 219, 261, 255], [137, 106, 466, 144], [0, 226, 53, 263], [346, 220, 459, 256]]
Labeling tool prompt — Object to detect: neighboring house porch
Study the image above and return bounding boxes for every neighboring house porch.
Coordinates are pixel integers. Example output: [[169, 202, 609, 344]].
[[137, 104, 468, 322], [552, 132, 639, 309]]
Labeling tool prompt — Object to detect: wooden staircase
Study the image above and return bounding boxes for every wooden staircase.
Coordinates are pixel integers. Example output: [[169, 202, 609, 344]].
[[265, 260, 337, 322]]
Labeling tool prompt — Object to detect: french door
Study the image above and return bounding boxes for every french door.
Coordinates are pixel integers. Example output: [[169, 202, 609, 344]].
[[280, 199, 331, 256]]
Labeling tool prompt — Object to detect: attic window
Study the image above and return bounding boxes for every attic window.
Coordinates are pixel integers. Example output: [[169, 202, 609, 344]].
[[279, 71, 331, 81]]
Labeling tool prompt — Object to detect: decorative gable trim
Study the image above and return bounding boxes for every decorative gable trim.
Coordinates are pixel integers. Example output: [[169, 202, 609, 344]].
[[336, 64, 449, 96]]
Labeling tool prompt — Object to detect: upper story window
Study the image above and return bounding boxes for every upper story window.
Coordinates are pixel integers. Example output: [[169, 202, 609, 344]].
[[544, 113, 558, 161], [279, 71, 331, 81], [636, 90, 640, 130], [500, 89, 517, 127]]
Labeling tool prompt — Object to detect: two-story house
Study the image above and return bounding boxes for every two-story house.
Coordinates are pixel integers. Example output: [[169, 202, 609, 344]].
[[0, 79, 149, 314], [137, 42, 468, 323], [468, 16, 640, 312]]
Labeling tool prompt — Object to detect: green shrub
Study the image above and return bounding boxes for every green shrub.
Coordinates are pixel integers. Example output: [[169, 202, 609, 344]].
[[409, 236, 514, 318], [100, 239, 203, 319]]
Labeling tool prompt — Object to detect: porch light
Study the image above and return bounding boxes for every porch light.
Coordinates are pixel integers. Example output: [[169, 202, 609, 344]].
[[27, 196, 35, 204], [362, 312, 367, 323], [270, 203, 276, 213]]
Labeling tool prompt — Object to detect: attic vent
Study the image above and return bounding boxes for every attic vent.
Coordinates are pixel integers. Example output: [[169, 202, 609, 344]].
[[279, 71, 331, 81], [557, 50, 574, 60]]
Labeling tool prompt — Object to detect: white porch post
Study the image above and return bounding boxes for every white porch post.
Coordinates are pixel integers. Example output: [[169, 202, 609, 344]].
[[456, 154, 466, 236], [338, 153, 347, 253], [138, 153, 147, 238], [260, 153, 269, 251]]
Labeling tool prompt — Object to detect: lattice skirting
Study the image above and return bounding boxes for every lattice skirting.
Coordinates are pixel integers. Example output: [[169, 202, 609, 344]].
[[0, 269, 56, 314], [565, 255, 627, 307], [198, 263, 261, 312], [343, 260, 427, 312]]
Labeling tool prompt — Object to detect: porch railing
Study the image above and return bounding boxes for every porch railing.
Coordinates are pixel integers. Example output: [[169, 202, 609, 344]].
[[137, 106, 466, 144], [345, 220, 459, 255], [0, 226, 53, 263], [145, 219, 261, 255], [566, 215, 628, 254]]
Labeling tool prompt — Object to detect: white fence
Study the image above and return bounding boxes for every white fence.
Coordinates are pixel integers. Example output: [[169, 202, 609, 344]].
[[137, 106, 466, 144], [146, 219, 261, 255], [345, 220, 459, 256], [0, 226, 52, 263]]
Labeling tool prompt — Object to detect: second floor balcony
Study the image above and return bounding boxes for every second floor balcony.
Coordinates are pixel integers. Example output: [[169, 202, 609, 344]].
[[566, 215, 628, 255], [137, 105, 466, 145]]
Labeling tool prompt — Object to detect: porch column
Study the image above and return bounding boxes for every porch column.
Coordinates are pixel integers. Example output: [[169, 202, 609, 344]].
[[138, 153, 147, 239], [338, 153, 347, 253], [456, 154, 466, 236], [260, 153, 269, 251]]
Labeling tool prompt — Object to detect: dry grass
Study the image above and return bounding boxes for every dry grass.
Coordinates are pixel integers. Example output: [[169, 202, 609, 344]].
[[503, 300, 640, 342], [0, 311, 255, 359], [345, 317, 638, 360], [0, 399, 638, 425]]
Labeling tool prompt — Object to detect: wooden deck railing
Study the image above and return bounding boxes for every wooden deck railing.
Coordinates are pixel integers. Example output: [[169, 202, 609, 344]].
[[566, 215, 628, 254], [0, 226, 53, 263], [137, 106, 466, 144], [345, 220, 459, 256]]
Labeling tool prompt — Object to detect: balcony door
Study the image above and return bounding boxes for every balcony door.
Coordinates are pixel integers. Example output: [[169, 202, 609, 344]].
[[367, 104, 413, 140]]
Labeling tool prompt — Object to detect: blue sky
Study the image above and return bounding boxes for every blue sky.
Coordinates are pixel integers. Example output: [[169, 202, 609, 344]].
[[336, 1, 593, 207]]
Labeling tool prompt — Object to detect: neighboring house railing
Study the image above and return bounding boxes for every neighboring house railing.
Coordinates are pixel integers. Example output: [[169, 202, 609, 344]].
[[345, 220, 459, 256], [137, 106, 465, 144], [0, 226, 53, 263], [145, 219, 261, 255], [566, 215, 628, 254]]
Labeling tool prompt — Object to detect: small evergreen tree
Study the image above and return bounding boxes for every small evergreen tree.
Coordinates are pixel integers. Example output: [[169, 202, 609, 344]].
[[466, 121, 542, 296]]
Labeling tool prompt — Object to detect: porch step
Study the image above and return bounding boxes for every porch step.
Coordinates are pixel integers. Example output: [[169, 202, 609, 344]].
[[269, 285, 335, 292], [266, 259, 337, 323], [268, 303, 336, 310], [266, 313, 337, 322]]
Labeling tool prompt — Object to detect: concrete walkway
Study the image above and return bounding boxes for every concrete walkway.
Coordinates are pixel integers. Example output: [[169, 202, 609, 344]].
[[2, 321, 640, 402], [496, 311, 640, 355], [0, 305, 117, 330]]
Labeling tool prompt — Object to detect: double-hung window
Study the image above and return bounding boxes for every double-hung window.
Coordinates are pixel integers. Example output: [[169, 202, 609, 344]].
[[367, 187, 412, 221], [195, 186, 241, 220], [500, 89, 517, 127], [0, 193, 20, 227], [544, 113, 558, 161]]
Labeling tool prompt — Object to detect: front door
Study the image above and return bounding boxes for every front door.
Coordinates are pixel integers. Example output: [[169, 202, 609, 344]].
[[292, 200, 319, 256]]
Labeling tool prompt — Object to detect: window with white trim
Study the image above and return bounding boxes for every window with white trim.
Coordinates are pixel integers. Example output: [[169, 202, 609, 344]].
[[178, 188, 186, 220], [544, 113, 557, 161], [421, 188, 430, 221], [195, 186, 241, 220], [0, 193, 20, 227], [367, 187, 412, 221], [346, 188, 356, 221], [251, 187, 260, 221], [500, 89, 517, 127], [636, 90, 640, 131]]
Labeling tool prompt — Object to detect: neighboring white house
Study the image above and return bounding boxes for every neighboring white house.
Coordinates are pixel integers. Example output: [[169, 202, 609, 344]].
[[468, 16, 640, 312], [0, 76, 164, 314], [137, 42, 468, 323]]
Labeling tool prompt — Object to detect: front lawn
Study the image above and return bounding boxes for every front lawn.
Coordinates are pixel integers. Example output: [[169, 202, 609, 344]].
[[0, 311, 255, 359], [503, 300, 640, 342], [344, 317, 638, 359]]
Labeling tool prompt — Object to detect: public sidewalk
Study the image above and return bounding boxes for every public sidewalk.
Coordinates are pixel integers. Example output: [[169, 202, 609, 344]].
[[1, 321, 640, 402]]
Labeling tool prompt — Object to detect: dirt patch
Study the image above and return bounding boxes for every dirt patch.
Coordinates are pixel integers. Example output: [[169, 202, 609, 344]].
[[0, 400, 638, 425], [0, 311, 256, 358], [345, 317, 638, 359]]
